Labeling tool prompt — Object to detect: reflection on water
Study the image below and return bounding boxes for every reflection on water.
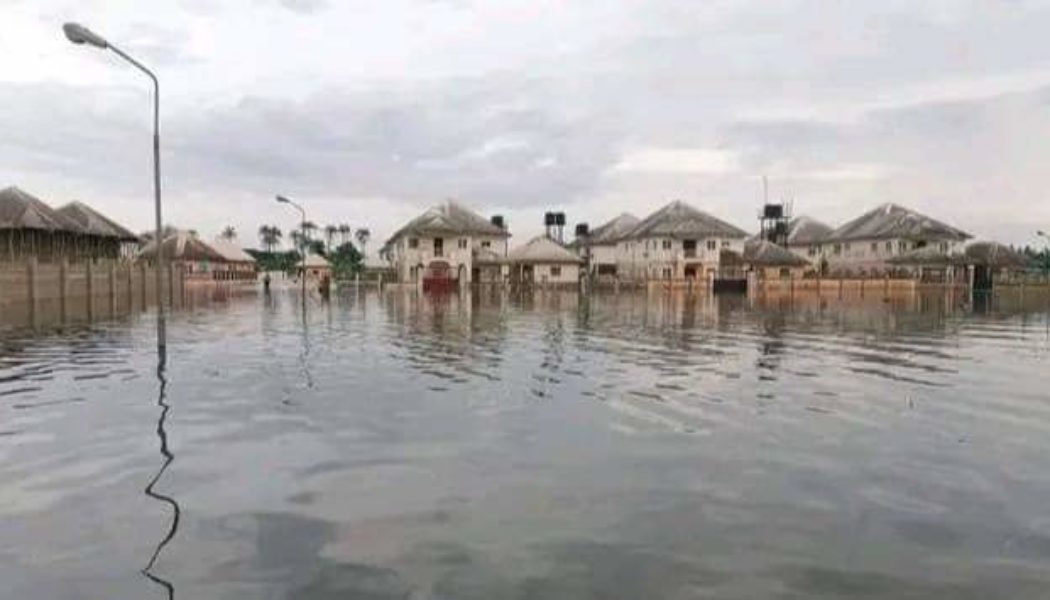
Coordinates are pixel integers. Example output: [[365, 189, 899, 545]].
[[142, 356, 179, 599], [0, 286, 1048, 598]]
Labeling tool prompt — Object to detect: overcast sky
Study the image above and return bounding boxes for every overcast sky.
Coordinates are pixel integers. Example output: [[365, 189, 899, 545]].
[[2, 0, 1049, 250]]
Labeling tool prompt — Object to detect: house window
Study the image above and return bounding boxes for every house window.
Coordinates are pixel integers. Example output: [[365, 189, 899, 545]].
[[434, 237, 444, 257], [779, 268, 791, 278], [870, 242, 878, 253], [481, 240, 491, 248], [898, 241, 908, 253], [661, 240, 672, 250], [885, 241, 893, 253], [706, 240, 717, 251], [662, 268, 672, 279], [458, 238, 467, 249], [940, 242, 948, 252], [550, 266, 562, 277], [722, 240, 730, 247], [833, 244, 842, 256], [807, 246, 817, 257], [408, 238, 418, 249]]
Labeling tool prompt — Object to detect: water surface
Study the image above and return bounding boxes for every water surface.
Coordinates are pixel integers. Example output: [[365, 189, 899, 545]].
[[2, 288, 1049, 599]]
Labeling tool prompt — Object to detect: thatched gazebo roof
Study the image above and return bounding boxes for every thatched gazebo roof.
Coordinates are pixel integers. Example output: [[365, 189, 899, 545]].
[[507, 235, 582, 264], [55, 201, 137, 241], [626, 200, 749, 240], [0, 186, 81, 232]]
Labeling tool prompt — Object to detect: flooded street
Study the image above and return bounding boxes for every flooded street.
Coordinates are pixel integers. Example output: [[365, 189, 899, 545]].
[[2, 288, 1049, 599]]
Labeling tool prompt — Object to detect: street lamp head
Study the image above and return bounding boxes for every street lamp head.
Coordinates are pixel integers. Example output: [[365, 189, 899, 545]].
[[275, 194, 292, 204], [63, 22, 109, 49]]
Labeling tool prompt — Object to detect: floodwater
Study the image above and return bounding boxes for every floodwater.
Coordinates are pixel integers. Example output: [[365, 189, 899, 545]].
[[1, 287, 1049, 599]]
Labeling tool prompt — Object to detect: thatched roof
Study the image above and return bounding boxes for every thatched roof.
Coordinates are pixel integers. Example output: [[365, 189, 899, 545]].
[[0, 186, 80, 232], [826, 203, 970, 242], [585, 213, 640, 245], [626, 200, 748, 240], [138, 231, 227, 262], [964, 241, 1028, 268], [208, 238, 256, 263], [56, 201, 138, 240], [786, 216, 833, 245], [387, 201, 508, 244], [507, 235, 582, 264], [743, 240, 811, 267]]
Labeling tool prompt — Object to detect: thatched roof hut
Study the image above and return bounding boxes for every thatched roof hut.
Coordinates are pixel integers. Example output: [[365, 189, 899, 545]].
[[626, 200, 748, 240], [826, 203, 970, 242], [507, 236, 582, 264], [0, 186, 79, 232], [56, 201, 138, 241]]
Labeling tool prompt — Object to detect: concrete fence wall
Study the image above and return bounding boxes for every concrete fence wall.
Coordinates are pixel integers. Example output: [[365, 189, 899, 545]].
[[0, 258, 185, 328]]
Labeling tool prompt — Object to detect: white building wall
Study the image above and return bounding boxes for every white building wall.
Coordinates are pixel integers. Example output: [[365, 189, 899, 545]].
[[615, 236, 744, 280], [532, 262, 580, 285]]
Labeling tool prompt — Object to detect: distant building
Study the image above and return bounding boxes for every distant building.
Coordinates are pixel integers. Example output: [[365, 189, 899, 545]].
[[507, 235, 582, 286], [616, 200, 749, 282], [0, 186, 137, 263], [138, 230, 227, 280], [783, 216, 834, 264], [819, 203, 971, 275], [208, 238, 258, 281], [385, 201, 510, 286], [742, 239, 812, 280], [299, 254, 331, 280], [574, 213, 639, 280]]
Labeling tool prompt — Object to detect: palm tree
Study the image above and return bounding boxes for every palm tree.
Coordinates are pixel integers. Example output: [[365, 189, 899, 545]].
[[324, 224, 338, 254], [338, 223, 352, 246], [301, 221, 319, 241], [258, 225, 282, 253], [220, 226, 237, 241], [355, 227, 371, 258], [290, 230, 306, 254]]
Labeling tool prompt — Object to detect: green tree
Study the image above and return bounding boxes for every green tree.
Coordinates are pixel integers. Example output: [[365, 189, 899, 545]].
[[258, 225, 282, 253], [220, 226, 237, 241]]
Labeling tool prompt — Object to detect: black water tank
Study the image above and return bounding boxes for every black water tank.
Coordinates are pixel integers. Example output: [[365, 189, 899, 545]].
[[544, 212, 556, 226], [554, 212, 566, 226], [763, 204, 784, 219], [575, 223, 589, 237], [491, 215, 505, 229]]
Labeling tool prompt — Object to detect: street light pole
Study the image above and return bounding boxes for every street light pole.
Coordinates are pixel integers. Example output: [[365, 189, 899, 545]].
[[63, 22, 166, 356], [276, 195, 307, 304]]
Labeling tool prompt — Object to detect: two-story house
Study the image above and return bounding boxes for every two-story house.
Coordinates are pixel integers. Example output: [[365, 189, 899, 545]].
[[616, 200, 749, 282], [574, 213, 639, 280], [385, 201, 510, 285], [821, 203, 971, 275]]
